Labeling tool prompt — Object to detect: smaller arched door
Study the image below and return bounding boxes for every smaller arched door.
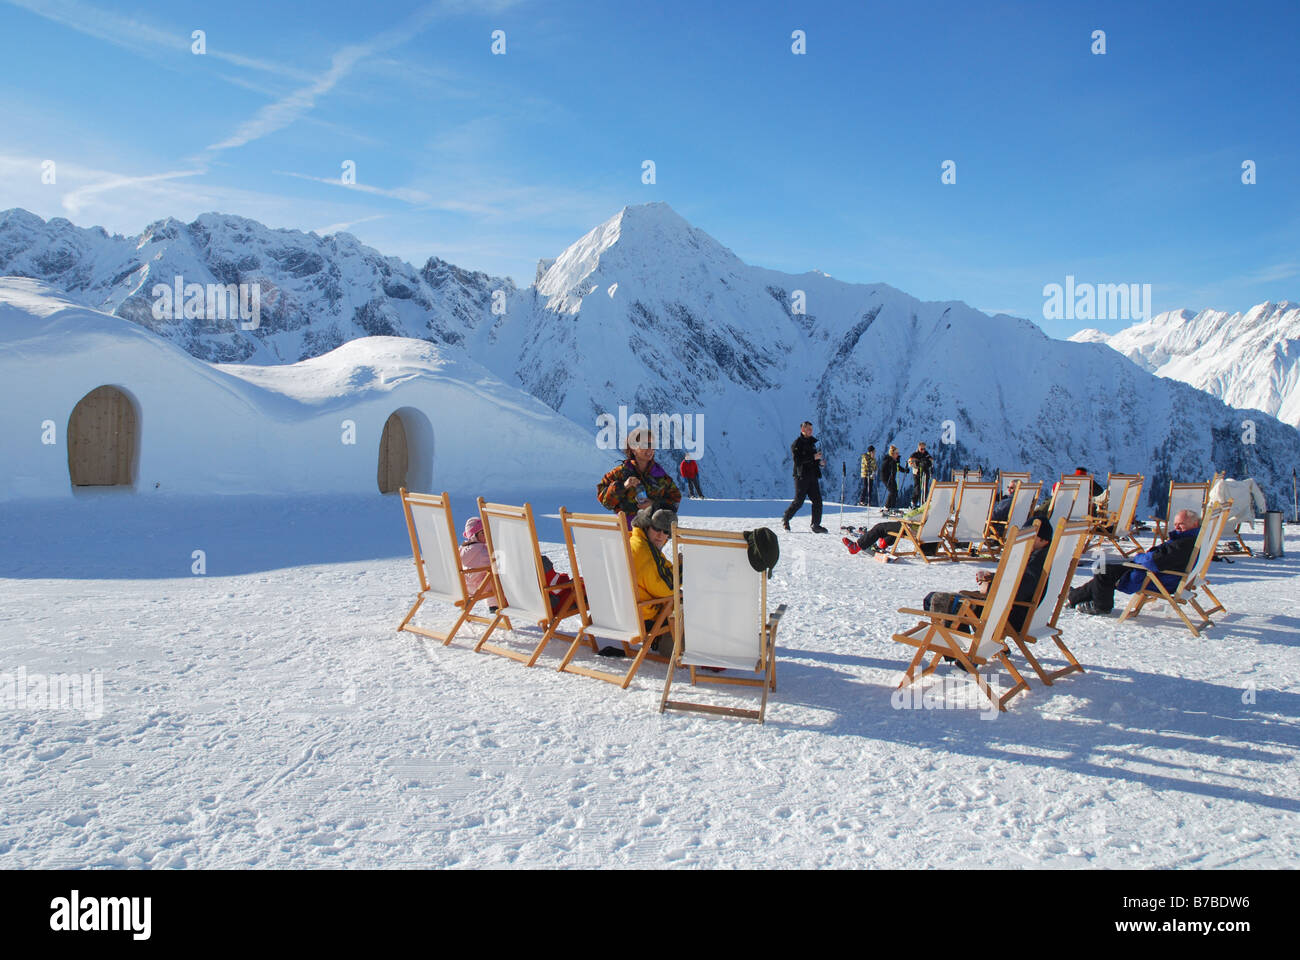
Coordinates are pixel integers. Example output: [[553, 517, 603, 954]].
[[67, 385, 137, 487], [377, 412, 409, 494]]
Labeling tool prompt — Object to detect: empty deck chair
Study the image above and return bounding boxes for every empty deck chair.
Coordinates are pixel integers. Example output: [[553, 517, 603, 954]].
[[1005, 518, 1090, 685], [555, 509, 673, 688], [1118, 501, 1233, 637], [891, 526, 1035, 712], [1056, 474, 1094, 520], [987, 480, 1041, 554], [396, 489, 497, 646], [890, 481, 957, 562], [946, 481, 998, 559], [1087, 475, 1145, 556], [660, 524, 786, 723], [474, 498, 581, 666], [1147, 482, 1209, 549]]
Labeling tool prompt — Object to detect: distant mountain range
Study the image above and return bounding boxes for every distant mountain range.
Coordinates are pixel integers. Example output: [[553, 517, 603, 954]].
[[1072, 302, 1300, 428], [3, 203, 1297, 508]]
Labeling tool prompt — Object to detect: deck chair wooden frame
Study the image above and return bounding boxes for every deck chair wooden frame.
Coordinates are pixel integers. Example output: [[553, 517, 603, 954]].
[[986, 480, 1041, 554], [1005, 518, 1090, 685], [555, 509, 673, 688], [1047, 481, 1079, 531], [396, 488, 497, 646], [659, 524, 786, 724], [997, 470, 1031, 500], [890, 481, 957, 562], [1118, 501, 1232, 638], [891, 526, 1035, 712], [473, 498, 581, 665], [1056, 474, 1094, 519], [1147, 481, 1209, 549], [1086, 475, 1145, 556], [945, 481, 998, 560]]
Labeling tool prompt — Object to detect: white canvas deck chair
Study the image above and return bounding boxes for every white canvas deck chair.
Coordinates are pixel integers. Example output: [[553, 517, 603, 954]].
[[987, 480, 1040, 553], [397, 489, 497, 646], [555, 509, 673, 688], [946, 481, 998, 559], [1052, 475, 1091, 521], [1147, 481, 1208, 549], [997, 470, 1031, 500], [1118, 501, 1232, 638], [1209, 477, 1264, 557], [891, 526, 1035, 712], [474, 498, 581, 666], [660, 524, 786, 723], [1005, 518, 1090, 685], [890, 481, 957, 562], [1086, 475, 1145, 556]]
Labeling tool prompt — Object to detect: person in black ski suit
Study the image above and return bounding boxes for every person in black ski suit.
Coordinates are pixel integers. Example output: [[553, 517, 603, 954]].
[[879, 445, 901, 511], [782, 421, 827, 533], [908, 442, 933, 508]]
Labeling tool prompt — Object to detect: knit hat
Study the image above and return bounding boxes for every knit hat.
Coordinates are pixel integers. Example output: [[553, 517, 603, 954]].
[[743, 527, 780, 575], [463, 516, 484, 541], [633, 505, 676, 534]]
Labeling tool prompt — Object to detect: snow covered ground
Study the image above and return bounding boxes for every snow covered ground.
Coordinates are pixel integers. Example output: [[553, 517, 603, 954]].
[[2, 492, 1297, 869]]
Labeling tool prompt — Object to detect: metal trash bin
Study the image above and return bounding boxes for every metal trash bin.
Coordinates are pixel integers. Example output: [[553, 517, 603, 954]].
[[1264, 510, 1284, 558]]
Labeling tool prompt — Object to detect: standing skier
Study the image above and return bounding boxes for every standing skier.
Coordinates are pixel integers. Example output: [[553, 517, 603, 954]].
[[907, 441, 933, 508], [679, 455, 704, 499], [782, 421, 828, 533], [858, 446, 877, 506], [879, 445, 901, 513]]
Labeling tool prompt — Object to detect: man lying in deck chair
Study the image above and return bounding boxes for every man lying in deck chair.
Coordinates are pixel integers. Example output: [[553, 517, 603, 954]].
[[1067, 509, 1200, 615]]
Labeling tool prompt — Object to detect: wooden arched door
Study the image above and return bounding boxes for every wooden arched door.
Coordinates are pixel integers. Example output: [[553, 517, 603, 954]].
[[377, 412, 409, 494], [67, 385, 137, 486]]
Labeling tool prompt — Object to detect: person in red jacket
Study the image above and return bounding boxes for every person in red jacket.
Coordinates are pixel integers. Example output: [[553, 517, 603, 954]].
[[679, 455, 704, 499]]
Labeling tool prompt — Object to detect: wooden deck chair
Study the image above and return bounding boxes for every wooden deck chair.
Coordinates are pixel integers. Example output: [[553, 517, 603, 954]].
[[1147, 481, 1209, 549], [474, 498, 581, 665], [1086, 476, 1145, 556], [891, 526, 1035, 712], [1004, 518, 1090, 685], [987, 480, 1040, 553], [1118, 501, 1232, 638], [555, 509, 673, 688], [890, 481, 957, 562], [997, 470, 1031, 500], [1046, 481, 1078, 531], [396, 489, 497, 646], [946, 481, 998, 559], [1054, 475, 1092, 520], [1104, 473, 1141, 511], [660, 524, 786, 723]]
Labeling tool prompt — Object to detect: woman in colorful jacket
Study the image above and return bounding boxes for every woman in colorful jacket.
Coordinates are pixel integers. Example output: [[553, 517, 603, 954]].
[[597, 428, 682, 524]]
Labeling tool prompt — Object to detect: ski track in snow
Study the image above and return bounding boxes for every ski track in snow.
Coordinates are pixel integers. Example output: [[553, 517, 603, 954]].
[[1, 499, 1298, 869]]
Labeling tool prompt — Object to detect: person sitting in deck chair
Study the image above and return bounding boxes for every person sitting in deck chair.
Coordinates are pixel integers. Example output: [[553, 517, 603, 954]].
[[841, 509, 927, 556], [623, 505, 678, 658], [1067, 509, 1200, 615], [922, 517, 1052, 634], [460, 516, 495, 612]]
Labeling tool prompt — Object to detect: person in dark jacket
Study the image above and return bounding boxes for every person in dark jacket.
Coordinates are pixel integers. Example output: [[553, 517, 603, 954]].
[[597, 428, 682, 525], [1067, 510, 1201, 614], [679, 456, 704, 498], [858, 446, 877, 506], [782, 421, 827, 533], [879, 445, 901, 511], [907, 442, 933, 508]]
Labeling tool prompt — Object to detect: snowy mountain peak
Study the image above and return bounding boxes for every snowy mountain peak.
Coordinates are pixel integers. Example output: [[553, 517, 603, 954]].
[[536, 203, 743, 311]]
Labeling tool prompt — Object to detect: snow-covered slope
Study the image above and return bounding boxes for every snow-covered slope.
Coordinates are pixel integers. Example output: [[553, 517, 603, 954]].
[[476, 204, 1300, 509], [0, 279, 606, 500], [1072, 303, 1300, 427], [0, 208, 510, 364]]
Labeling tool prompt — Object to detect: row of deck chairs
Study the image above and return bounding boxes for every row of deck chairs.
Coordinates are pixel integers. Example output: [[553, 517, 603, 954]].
[[396, 490, 786, 723], [891, 499, 1236, 711]]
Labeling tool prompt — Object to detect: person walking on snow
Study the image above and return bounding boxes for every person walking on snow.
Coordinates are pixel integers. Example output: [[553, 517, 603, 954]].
[[782, 421, 828, 533]]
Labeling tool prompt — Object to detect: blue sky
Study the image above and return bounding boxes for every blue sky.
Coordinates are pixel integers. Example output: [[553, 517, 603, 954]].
[[1, 0, 1296, 335]]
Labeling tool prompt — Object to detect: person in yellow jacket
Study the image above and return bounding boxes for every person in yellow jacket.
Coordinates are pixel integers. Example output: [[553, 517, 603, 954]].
[[614, 506, 677, 658]]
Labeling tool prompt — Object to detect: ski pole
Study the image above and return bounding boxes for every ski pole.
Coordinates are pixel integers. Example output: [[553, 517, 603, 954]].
[[1292, 467, 1297, 524], [840, 461, 846, 529]]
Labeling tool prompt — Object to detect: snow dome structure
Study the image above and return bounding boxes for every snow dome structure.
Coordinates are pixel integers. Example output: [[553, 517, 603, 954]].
[[0, 279, 606, 501]]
